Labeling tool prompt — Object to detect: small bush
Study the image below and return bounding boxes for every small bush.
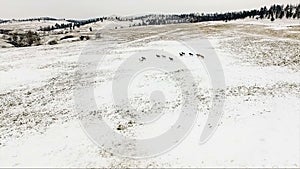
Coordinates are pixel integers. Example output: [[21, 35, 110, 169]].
[[48, 40, 58, 45], [8, 31, 41, 47], [60, 35, 74, 40], [80, 36, 90, 41]]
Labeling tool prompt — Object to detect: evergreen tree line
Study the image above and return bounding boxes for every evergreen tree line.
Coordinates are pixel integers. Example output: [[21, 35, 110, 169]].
[[39, 17, 106, 31], [16, 17, 58, 22], [0, 19, 9, 24], [0, 17, 59, 24], [130, 4, 300, 26]]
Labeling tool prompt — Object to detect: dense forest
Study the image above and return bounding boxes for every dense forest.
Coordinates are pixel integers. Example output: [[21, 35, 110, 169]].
[[128, 4, 300, 26]]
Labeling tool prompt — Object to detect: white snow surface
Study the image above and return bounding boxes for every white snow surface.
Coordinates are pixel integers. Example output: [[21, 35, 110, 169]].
[[0, 19, 300, 167]]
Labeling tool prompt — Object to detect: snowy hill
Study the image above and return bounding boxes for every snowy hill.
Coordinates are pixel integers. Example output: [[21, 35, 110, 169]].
[[0, 17, 299, 167]]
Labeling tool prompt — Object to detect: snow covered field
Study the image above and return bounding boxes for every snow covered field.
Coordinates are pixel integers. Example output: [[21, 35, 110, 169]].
[[0, 19, 299, 167]]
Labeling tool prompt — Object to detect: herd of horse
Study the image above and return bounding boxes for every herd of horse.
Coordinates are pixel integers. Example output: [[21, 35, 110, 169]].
[[139, 52, 205, 62]]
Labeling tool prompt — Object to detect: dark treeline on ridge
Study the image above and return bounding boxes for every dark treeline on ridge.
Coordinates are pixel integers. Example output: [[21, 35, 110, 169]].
[[39, 17, 106, 31], [127, 4, 300, 26]]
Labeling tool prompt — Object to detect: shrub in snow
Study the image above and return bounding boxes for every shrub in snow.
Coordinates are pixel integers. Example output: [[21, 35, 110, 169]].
[[48, 40, 58, 45]]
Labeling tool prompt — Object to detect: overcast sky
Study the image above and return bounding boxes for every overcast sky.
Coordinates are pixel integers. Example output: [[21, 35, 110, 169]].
[[1, 0, 299, 19]]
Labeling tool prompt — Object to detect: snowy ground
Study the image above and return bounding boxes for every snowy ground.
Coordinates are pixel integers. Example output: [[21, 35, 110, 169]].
[[0, 19, 300, 167]]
